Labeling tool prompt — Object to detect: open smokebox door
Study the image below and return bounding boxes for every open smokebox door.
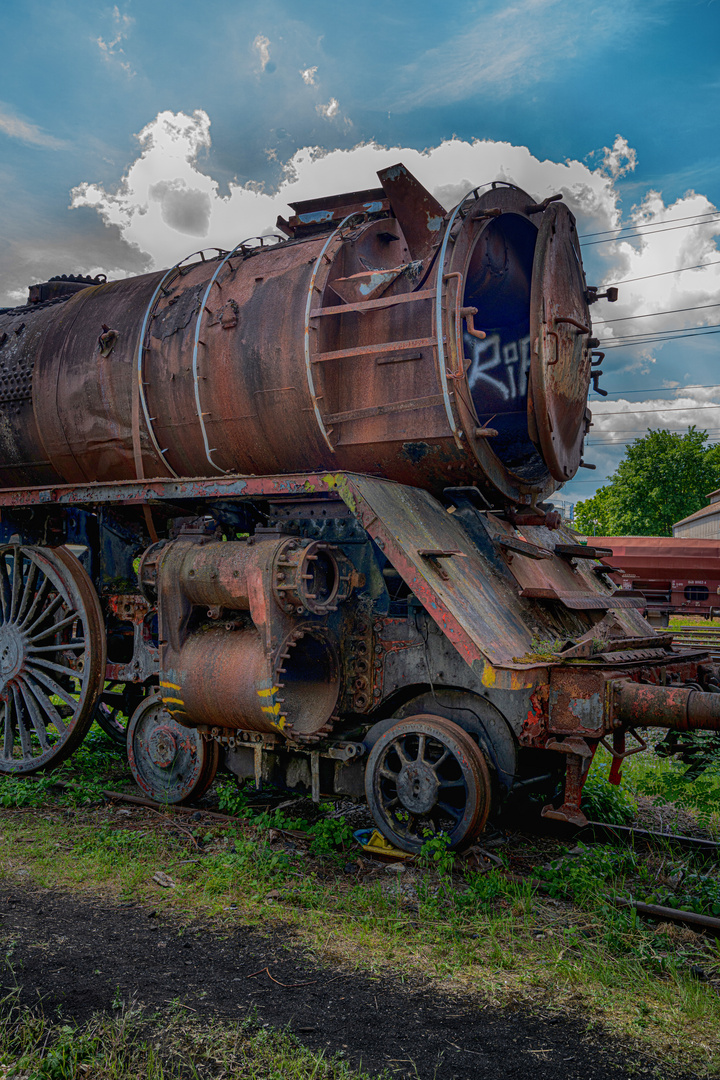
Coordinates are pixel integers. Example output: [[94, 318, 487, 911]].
[[527, 202, 592, 482]]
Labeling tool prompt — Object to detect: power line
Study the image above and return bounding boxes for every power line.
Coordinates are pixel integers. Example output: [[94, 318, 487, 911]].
[[599, 327, 720, 349], [589, 403, 720, 417], [595, 300, 720, 324], [579, 211, 720, 239], [605, 258, 720, 287], [602, 323, 720, 342], [589, 382, 720, 397], [599, 320, 720, 342], [583, 217, 720, 246]]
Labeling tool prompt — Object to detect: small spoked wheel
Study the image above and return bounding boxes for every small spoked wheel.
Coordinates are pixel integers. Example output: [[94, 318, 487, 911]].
[[127, 694, 219, 803], [0, 545, 106, 774], [365, 715, 492, 853]]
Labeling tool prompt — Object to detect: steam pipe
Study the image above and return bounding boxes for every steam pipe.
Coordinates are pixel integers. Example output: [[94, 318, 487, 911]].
[[614, 680, 720, 732]]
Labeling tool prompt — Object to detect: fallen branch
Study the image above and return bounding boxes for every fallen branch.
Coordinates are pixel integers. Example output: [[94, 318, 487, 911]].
[[246, 965, 317, 989]]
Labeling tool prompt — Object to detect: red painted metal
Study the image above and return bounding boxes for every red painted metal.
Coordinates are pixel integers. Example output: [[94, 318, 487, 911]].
[[595, 536, 720, 620]]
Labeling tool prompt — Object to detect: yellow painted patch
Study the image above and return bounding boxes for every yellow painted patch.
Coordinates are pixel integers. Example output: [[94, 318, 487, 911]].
[[160, 681, 181, 690], [256, 686, 279, 698], [480, 664, 497, 688], [261, 702, 282, 715], [162, 697, 185, 706]]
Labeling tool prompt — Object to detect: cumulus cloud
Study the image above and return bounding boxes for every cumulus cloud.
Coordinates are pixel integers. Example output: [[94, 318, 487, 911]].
[[600, 135, 637, 179], [316, 98, 339, 120], [149, 180, 212, 236], [253, 35, 271, 73], [69, 110, 634, 272], [300, 66, 318, 86], [96, 5, 135, 76], [66, 110, 719, 400], [589, 187, 720, 378], [0, 104, 65, 149]]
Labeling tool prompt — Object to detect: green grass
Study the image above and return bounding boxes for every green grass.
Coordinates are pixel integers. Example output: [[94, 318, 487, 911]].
[[2, 806, 720, 1076], [586, 740, 720, 834], [0, 990, 380, 1080], [1, 729, 720, 1074]]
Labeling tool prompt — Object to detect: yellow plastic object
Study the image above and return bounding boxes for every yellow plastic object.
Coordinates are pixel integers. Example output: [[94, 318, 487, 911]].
[[358, 828, 412, 861]]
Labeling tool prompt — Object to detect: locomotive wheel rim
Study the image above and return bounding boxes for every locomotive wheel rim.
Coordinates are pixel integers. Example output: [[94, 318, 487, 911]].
[[364, 714, 492, 854], [95, 683, 144, 746], [127, 693, 218, 804], [0, 545, 105, 775]]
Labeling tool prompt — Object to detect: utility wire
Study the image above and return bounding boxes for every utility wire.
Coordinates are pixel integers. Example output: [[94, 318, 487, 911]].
[[599, 327, 720, 348], [583, 217, 720, 246], [604, 258, 720, 287], [586, 403, 720, 417], [590, 382, 720, 396], [579, 211, 720, 239], [601, 323, 720, 341], [595, 300, 720, 324]]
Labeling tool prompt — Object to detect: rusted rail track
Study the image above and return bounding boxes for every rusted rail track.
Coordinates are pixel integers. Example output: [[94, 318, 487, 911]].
[[666, 626, 720, 659]]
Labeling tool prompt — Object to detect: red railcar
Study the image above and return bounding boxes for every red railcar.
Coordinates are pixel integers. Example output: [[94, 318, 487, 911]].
[[595, 536, 720, 625]]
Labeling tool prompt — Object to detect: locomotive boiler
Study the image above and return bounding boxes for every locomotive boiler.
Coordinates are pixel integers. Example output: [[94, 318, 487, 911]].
[[0, 162, 719, 852]]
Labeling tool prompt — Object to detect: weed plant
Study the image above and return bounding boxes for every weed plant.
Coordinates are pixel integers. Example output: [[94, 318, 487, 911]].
[[0, 991, 378, 1080]]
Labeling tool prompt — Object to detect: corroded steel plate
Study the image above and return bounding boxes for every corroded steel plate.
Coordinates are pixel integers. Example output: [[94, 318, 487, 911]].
[[528, 203, 592, 482]]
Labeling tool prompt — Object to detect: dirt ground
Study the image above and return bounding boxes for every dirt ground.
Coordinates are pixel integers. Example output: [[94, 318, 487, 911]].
[[0, 882, 692, 1080]]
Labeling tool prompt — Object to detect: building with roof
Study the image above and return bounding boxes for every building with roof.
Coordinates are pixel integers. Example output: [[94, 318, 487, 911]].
[[673, 489, 720, 539]]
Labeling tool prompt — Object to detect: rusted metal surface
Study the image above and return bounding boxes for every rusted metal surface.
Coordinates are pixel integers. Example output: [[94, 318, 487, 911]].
[[613, 679, 720, 731], [528, 203, 592, 482], [364, 714, 492, 852], [596, 535, 720, 621], [127, 692, 219, 803], [0, 164, 598, 506], [376, 163, 447, 261], [5, 163, 720, 829], [153, 537, 344, 738]]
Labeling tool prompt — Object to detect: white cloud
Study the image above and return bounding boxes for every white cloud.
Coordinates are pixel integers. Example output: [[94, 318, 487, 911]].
[[0, 104, 65, 149], [68, 111, 719, 388], [600, 135, 637, 180], [96, 5, 135, 76], [590, 187, 720, 377], [70, 111, 633, 271], [253, 35, 271, 73], [316, 98, 339, 120], [300, 66, 318, 86]]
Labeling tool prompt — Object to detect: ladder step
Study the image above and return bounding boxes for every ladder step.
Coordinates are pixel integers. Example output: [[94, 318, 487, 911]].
[[309, 287, 436, 318], [312, 336, 438, 363], [323, 393, 449, 425]]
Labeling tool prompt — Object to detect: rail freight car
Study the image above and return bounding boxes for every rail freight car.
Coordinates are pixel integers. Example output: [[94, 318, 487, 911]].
[[0, 163, 719, 852], [594, 536, 720, 626]]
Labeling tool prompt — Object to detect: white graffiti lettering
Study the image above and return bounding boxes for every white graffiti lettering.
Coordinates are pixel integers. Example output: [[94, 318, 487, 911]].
[[465, 332, 531, 404]]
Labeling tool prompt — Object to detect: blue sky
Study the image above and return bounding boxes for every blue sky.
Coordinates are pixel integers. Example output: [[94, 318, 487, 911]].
[[1, 0, 719, 509]]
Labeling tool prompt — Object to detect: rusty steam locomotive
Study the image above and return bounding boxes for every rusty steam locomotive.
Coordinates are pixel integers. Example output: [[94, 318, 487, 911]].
[[0, 163, 718, 852]]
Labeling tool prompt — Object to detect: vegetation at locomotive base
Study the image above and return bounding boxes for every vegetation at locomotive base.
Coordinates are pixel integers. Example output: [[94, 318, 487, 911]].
[[574, 427, 720, 536], [0, 727, 720, 1075]]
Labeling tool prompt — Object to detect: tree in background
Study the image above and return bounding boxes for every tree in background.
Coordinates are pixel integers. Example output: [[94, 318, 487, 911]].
[[574, 428, 720, 536]]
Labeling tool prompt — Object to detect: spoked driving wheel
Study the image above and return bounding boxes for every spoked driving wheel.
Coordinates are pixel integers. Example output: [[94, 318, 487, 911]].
[[127, 694, 219, 803], [365, 715, 492, 853], [0, 545, 106, 774]]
